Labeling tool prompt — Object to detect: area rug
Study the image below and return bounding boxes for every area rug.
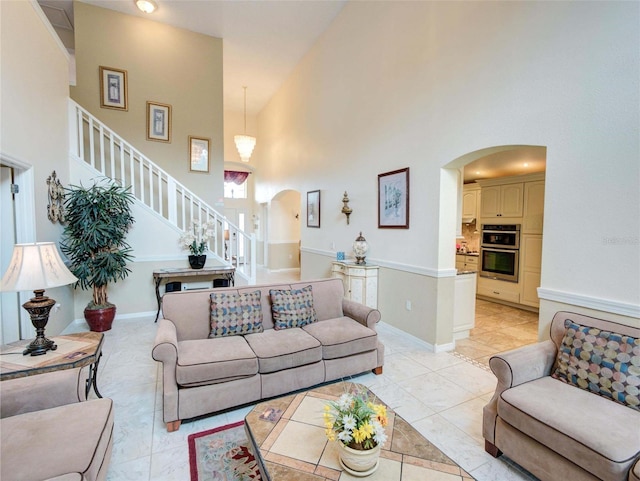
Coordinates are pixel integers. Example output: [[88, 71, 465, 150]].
[[188, 421, 262, 481]]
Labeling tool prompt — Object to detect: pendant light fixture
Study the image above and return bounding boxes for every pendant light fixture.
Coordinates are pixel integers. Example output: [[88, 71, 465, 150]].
[[234, 86, 256, 163]]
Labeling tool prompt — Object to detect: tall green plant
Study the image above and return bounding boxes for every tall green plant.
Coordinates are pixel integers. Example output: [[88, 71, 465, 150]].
[[60, 180, 135, 308]]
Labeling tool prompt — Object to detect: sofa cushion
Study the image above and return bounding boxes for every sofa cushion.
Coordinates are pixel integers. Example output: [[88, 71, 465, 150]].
[[270, 285, 318, 330], [0, 398, 113, 481], [244, 327, 322, 373], [209, 290, 264, 338], [302, 317, 378, 359], [552, 319, 640, 411], [176, 337, 258, 386], [498, 376, 640, 481]]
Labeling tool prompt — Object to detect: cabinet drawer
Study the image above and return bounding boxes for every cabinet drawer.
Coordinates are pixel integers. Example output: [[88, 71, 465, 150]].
[[477, 285, 520, 303], [465, 256, 478, 265]]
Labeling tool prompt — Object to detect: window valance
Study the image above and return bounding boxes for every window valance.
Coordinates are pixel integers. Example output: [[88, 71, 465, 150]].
[[224, 170, 250, 185]]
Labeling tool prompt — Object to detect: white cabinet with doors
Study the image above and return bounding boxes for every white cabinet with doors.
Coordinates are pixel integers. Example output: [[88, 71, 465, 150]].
[[462, 183, 481, 221], [520, 234, 543, 307], [523, 180, 545, 234], [331, 261, 379, 309], [479, 183, 524, 220]]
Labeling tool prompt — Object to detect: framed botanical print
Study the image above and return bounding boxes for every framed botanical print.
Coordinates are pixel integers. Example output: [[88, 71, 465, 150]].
[[99, 66, 128, 110], [146, 101, 171, 142], [378, 168, 410, 228], [189, 136, 210, 173], [307, 190, 321, 228]]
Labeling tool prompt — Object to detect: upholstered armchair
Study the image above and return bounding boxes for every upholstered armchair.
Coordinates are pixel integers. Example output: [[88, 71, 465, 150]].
[[0, 367, 114, 481]]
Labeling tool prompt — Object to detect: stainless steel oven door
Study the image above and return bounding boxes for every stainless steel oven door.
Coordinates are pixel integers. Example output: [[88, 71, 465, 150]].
[[480, 248, 519, 282]]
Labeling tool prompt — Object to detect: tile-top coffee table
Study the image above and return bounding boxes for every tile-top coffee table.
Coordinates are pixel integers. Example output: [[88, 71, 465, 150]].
[[244, 382, 474, 481]]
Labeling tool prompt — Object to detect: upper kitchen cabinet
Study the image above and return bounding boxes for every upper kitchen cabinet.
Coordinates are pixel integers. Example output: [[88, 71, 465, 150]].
[[462, 183, 481, 223], [479, 183, 524, 219], [523, 180, 545, 234]]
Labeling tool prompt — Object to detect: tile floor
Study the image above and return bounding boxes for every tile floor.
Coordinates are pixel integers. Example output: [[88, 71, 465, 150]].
[[63, 268, 539, 481]]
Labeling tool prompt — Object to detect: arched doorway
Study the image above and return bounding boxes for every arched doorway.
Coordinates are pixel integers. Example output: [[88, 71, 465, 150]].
[[266, 189, 302, 272], [440, 145, 547, 357]]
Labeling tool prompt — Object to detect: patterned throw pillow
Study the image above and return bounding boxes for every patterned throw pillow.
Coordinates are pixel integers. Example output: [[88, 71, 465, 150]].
[[209, 290, 264, 338], [270, 285, 318, 330], [552, 319, 640, 411]]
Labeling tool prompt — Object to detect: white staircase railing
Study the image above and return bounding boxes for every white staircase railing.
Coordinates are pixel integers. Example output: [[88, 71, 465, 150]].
[[68, 99, 256, 284]]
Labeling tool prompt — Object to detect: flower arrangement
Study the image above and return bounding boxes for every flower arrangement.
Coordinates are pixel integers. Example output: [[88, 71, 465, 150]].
[[179, 220, 215, 255], [324, 392, 388, 450]]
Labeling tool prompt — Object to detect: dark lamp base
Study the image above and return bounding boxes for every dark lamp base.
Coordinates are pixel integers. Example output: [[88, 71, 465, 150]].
[[22, 289, 57, 357]]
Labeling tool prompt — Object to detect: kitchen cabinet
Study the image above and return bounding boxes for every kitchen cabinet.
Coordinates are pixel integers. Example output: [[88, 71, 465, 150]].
[[520, 234, 543, 307], [480, 183, 524, 219], [477, 276, 520, 304], [456, 254, 478, 273], [462, 183, 481, 222], [454, 272, 477, 339], [331, 261, 379, 309], [523, 181, 545, 234]]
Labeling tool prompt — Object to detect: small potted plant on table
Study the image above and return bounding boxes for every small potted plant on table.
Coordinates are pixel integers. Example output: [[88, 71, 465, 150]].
[[61, 180, 135, 332], [179, 220, 214, 269], [324, 390, 388, 476]]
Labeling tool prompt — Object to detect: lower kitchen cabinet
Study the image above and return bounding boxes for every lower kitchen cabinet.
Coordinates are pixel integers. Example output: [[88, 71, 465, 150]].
[[477, 276, 520, 304]]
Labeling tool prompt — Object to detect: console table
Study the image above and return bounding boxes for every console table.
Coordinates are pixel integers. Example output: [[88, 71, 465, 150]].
[[0, 331, 104, 398], [153, 266, 236, 321]]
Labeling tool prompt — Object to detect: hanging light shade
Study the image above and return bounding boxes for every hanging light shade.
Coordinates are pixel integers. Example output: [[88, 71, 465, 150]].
[[234, 86, 256, 163]]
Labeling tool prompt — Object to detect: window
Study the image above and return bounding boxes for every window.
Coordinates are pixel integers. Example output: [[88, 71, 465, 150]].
[[224, 170, 249, 199]]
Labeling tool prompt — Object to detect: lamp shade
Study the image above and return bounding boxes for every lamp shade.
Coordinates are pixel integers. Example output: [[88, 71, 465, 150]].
[[0, 242, 77, 292]]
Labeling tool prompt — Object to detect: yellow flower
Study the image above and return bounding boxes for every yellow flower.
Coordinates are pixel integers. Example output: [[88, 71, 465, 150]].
[[325, 428, 336, 441]]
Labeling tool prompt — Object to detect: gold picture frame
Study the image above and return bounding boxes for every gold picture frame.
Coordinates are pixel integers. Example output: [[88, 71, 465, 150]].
[[99, 66, 128, 110], [146, 101, 172, 142], [189, 136, 210, 173]]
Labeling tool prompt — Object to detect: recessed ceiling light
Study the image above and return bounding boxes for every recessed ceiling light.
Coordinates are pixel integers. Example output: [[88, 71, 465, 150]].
[[135, 0, 157, 13], [523, 163, 529, 167], [475, 171, 481, 175]]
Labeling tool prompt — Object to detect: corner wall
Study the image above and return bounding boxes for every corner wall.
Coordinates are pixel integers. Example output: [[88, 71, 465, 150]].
[[70, 2, 224, 209], [258, 1, 640, 346]]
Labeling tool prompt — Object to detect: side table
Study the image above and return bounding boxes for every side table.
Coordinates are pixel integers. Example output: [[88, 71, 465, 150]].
[[0, 331, 104, 398]]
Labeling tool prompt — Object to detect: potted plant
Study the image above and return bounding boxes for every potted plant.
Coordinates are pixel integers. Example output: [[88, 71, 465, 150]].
[[324, 390, 388, 476], [60, 180, 135, 332], [179, 220, 214, 269]]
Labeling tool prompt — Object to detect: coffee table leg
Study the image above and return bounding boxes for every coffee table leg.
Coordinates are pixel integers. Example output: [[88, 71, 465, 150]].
[[86, 353, 103, 399]]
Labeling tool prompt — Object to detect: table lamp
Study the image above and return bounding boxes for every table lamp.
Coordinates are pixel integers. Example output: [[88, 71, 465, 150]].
[[0, 242, 78, 356]]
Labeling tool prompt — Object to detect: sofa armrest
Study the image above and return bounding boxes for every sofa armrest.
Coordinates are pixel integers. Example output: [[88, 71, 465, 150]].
[[483, 340, 557, 445], [342, 299, 381, 329], [152, 318, 180, 426], [0, 367, 88, 419]]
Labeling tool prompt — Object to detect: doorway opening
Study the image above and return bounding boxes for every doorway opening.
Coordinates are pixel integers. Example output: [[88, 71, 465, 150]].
[[442, 145, 547, 366]]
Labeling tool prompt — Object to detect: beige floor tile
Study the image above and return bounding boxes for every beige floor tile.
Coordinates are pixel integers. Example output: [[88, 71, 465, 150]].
[[269, 420, 328, 464], [402, 463, 465, 481]]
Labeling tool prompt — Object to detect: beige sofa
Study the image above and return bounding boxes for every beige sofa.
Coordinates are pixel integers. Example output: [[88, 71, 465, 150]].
[[152, 277, 384, 432], [0, 367, 114, 481], [483, 311, 640, 481]]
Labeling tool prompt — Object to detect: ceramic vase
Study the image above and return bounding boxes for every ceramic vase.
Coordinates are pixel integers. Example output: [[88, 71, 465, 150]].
[[338, 442, 380, 477], [84, 305, 116, 332], [188, 255, 206, 269]]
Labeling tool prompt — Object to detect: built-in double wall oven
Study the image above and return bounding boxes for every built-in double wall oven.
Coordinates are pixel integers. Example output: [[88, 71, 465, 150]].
[[480, 224, 520, 282]]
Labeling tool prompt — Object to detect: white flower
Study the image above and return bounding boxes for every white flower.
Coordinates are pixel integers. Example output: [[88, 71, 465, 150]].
[[337, 393, 353, 410], [337, 430, 353, 443], [342, 414, 357, 431], [372, 421, 387, 446]]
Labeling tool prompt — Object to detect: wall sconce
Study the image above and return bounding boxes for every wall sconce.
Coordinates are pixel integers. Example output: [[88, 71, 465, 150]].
[[47, 171, 66, 223], [341, 191, 352, 224]]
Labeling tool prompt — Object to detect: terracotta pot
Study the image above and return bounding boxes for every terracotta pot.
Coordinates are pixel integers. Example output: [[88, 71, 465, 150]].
[[188, 255, 206, 269], [84, 305, 116, 332], [338, 442, 380, 477]]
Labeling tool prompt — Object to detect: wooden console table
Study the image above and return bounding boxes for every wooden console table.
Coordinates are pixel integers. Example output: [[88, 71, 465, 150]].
[[153, 266, 236, 321], [0, 331, 104, 398]]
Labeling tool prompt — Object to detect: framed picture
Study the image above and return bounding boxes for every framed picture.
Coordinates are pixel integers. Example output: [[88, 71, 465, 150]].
[[307, 190, 321, 228], [99, 66, 128, 110], [146, 101, 171, 142], [378, 167, 410, 228], [189, 136, 210, 173]]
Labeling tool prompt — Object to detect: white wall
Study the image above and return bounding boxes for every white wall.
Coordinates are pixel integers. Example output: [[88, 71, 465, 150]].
[[256, 1, 640, 345], [0, 1, 75, 335]]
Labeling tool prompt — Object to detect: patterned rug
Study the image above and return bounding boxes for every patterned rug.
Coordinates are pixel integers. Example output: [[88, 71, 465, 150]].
[[188, 421, 262, 481]]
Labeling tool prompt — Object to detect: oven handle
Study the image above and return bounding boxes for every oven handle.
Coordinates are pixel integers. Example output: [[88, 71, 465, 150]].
[[480, 247, 520, 253]]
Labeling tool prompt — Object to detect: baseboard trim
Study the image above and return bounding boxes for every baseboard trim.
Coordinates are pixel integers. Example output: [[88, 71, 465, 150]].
[[378, 321, 454, 353], [70, 310, 157, 326], [537, 288, 640, 318]]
